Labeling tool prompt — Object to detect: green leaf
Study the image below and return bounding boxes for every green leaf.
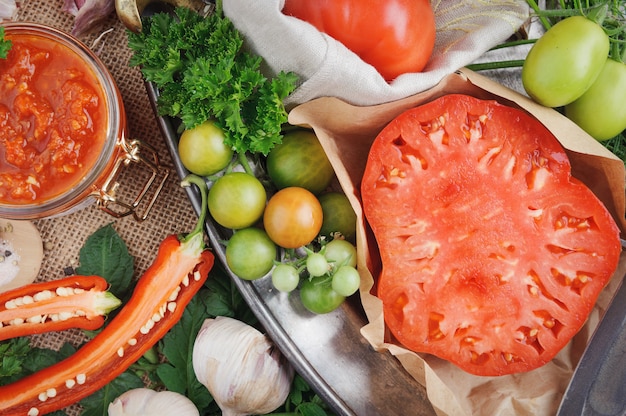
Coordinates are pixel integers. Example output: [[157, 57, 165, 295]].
[[0, 338, 30, 382], [127, 7, 297, 155], [79, 371, 144, 416], [203, 265, 257, 324], [76, 223, 134, 298], [296, 402, 331, 416], [0, 338, 75, 385], [0, 27, 11, 59], [22, 343, 76, 374], [156, 290, 213, 412]]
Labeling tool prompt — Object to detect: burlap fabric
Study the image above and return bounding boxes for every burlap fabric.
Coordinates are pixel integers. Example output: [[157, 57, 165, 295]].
[[9, 1, 199, 413]]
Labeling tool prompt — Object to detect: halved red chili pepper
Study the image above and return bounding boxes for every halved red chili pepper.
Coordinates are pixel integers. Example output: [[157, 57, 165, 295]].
[[0, 275, 121, 342], [0, 175, 215, 415]]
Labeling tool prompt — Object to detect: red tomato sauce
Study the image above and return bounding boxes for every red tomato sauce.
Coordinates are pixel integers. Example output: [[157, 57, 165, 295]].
[[0, 33, 107, 204]]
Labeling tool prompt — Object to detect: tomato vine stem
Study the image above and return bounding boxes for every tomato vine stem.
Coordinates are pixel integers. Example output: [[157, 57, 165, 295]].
[[465, 59, 525, 71]]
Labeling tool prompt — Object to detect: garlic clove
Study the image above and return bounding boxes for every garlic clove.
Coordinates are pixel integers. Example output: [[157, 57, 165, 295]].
[[107, 388, 199, 416], [0, 220, 43, 294], [192, 316, 294, 416]]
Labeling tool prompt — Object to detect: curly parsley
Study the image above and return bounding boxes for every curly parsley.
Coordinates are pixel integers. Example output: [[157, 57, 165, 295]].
[[127, 6, 297, 156], [0, 27, 11, 59]]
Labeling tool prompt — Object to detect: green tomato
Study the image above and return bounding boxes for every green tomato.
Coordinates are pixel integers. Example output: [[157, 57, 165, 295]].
[[226, 228, 277, 280], [306, 252, 330, 277], [565, 58, 626, 141], [522, 16, 609, 108], [318, 192, 357, 242], [178, 121, 234, 176], [324, 239, 357, 268], [331, 265, 361, 297], [266, 130, 334, 195], [299, 275, 345, 314], [271, 264, 300, 292], [208, 172, 267, 229]]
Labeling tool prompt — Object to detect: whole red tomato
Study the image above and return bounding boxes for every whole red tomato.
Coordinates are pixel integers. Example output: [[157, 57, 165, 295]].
[[282, 0, 436, 81]]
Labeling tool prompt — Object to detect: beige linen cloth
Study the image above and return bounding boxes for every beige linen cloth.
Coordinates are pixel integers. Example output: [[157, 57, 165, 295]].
[[223, 0, 531, 107]]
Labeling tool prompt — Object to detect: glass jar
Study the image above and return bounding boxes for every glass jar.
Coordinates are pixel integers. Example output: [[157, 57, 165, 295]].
[[0, 22, 168, 221]]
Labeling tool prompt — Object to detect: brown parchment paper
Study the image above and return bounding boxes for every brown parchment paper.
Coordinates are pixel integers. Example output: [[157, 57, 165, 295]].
[[288, 69, 626, 416]]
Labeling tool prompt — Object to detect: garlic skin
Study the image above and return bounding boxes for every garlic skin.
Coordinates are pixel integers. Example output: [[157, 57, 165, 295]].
[[62, 0, 115, 36], [192, 316, 294, 416], [108, 388, 199, 416], [0, 0, 16, 21]]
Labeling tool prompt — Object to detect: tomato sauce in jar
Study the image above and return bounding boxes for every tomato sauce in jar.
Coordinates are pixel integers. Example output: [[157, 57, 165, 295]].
[[0, 23, 152, 221], [0, 30, 108, 204]]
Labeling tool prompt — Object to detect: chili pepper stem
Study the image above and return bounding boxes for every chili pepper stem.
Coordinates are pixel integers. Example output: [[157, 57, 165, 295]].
[[180, 174, 209, 245], [98, 291, 123, 313]]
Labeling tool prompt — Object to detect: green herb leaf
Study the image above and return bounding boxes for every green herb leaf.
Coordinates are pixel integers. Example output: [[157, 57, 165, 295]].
[[296, 402, 332, 416], [22, 343, 77, 375], [76, 223, 134, 298], [0, 338, 75, 385], [79, 371, 144, 416], [203, 265, 257, 323], [0, 338, 30, 381], [127, 7, 297, 156], [0, 27, 11, 60], [156, 289, 214, 412]]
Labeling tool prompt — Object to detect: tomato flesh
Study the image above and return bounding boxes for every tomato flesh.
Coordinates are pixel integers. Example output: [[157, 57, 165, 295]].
[[361, 94, 622, 376]]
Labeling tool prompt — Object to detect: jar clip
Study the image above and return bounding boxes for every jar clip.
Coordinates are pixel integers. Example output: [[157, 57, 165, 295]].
[[95, 137, 170, 222]]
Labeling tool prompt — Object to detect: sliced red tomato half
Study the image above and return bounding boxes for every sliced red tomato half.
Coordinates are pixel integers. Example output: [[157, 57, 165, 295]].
[[361, 94, 622, 376]]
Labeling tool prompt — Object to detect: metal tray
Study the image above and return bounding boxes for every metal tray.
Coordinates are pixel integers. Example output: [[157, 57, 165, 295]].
[[145, 82, 436, 416]]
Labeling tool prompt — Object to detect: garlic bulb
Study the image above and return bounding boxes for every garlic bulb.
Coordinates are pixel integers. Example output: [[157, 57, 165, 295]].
[[192, 316, 294, 416], [108, 388, 199, 416]]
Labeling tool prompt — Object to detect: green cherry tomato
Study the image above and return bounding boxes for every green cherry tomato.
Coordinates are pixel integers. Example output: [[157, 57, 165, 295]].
[[178, 121, 234, 176], [331, 266, 361, 297], [226, 228, 277, 280], [263, 187, 323, 249], [271, 264, 300, 292], [318, 192, 357, 242], [565, 58, 626, 141], [300, 275, 345, 314], [522, 16, 609, 107], [208, 172, 267, 229], [306, 252, 330, 277], [266, 130, 334, 195], [324, 239, 357, 268]]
